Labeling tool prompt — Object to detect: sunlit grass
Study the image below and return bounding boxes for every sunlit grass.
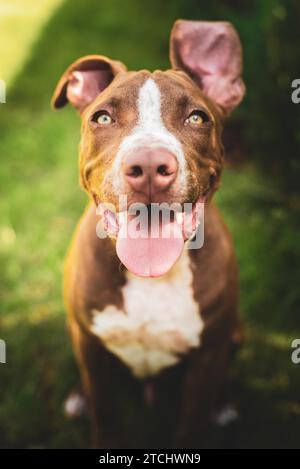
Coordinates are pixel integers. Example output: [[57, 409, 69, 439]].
[[0, 0, 63, 84]]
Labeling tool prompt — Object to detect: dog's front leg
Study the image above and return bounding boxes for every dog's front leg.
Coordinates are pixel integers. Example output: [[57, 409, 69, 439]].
[[174, 342, 231, 448], [69, 318, 129, 448]]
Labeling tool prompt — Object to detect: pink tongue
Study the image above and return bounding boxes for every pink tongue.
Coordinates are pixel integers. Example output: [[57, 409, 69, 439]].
[[116, 217, 184, 277]]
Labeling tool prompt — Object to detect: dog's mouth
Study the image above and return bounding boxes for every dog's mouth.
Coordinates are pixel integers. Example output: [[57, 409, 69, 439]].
[[97, 197, 205, 277]]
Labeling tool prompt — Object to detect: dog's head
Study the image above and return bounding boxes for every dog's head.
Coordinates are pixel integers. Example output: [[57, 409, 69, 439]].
[[52, 20, 245, 277]]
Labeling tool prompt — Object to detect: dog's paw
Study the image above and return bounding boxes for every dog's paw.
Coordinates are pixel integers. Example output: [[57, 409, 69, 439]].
[[64, 390, 87, 418], [212, 404, 239, 427]]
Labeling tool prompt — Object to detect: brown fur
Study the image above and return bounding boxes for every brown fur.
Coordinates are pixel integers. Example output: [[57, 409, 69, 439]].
[[63, 201, 242, 447], [53, 20, 245, 447]]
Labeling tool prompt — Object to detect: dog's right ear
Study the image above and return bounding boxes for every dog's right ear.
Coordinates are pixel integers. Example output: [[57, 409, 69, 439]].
[[170, 20, 245, 115], [51, 55, 127, 113]]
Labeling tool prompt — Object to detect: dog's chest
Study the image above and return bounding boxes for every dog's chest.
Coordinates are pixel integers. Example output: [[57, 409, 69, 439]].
[[91, 252, 203, 378]]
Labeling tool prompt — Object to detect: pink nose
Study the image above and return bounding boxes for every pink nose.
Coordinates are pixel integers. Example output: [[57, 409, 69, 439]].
[[123, 148, 178, 197]]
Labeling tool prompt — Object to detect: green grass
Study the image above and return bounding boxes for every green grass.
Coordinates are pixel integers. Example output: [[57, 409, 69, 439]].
[[0, 0, 63, 84], [1, 0, 300, 448]]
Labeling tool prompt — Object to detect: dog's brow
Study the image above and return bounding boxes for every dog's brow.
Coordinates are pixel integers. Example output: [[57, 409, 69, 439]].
[[173, 94, 210, 114], [176, 95, 189, 108], [95, 97, 121, 109]]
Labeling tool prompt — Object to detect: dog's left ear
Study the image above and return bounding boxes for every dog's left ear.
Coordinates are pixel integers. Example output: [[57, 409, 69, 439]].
[[51, 55, 127, 112], [170, 20, 245, 115]]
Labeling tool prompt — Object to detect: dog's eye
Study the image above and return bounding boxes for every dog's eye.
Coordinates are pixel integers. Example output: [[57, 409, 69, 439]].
[[185, 111, 209, 126], [92, 111, 113, 125]]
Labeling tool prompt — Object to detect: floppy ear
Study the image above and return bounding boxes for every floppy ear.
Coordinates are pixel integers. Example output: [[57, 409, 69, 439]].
[[51, 55, 127, 112], [170, 20, 245, 114]]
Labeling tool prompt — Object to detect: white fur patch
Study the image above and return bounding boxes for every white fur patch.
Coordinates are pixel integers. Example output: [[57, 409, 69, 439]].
[[112, 78, 186, 190], [91, 252, 203, 378]]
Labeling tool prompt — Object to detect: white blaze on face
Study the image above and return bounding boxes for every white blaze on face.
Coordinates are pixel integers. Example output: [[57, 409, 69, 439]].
[[112, 78, 186, 190]]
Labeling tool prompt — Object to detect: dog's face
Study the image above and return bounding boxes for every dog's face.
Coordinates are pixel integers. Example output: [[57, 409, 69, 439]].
[[52, 20, 245, 277], [80, 70, 222, 208]]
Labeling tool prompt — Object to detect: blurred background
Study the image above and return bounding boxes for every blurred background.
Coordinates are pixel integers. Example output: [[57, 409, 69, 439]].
[[0, 0, 300, 448]]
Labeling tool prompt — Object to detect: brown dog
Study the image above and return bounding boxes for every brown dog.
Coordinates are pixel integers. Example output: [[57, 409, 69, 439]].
[[52, 20, 245, 448]]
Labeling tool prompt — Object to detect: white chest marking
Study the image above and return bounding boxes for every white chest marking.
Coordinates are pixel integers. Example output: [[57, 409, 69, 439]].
[[112, 78, 186, 190], [91, 252, 203, 378]]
